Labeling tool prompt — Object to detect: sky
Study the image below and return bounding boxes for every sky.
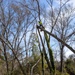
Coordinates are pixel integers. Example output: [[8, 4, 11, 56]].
[[1, 0, 75, 58], [66, 0, 75, 57], [40, 0, 75, 58], [70, 0, 75, 6]]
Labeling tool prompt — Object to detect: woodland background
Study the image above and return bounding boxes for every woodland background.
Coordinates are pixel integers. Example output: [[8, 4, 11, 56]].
[[0, 0, 75, 75]]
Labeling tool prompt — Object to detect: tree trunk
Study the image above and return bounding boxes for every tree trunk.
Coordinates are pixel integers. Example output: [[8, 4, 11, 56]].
[[60, 45, 64, 73], [41, 52, 44, 75], [3, 43, 9, 75]]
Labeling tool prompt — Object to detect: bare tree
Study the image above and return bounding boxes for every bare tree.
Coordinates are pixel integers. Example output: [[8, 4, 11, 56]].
[[42, 0, 75, 74], [0, 0, 36, 75]]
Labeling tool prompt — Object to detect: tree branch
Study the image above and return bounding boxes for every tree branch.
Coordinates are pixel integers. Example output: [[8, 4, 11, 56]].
[[37, 26, 75, 53]]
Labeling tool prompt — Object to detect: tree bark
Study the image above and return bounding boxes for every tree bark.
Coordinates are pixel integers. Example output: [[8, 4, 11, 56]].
[[37, 26, 75, 53], [2, 43, 9, 75], [60, 45, 64, 73]]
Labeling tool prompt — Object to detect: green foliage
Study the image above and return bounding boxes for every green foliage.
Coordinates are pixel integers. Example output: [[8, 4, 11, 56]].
[[13, 69, 22, 75], [65, 58, 75, 75], [0, 60, 4, 65], [56, 70, 69, 75], [0, 55, 4, 61]]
